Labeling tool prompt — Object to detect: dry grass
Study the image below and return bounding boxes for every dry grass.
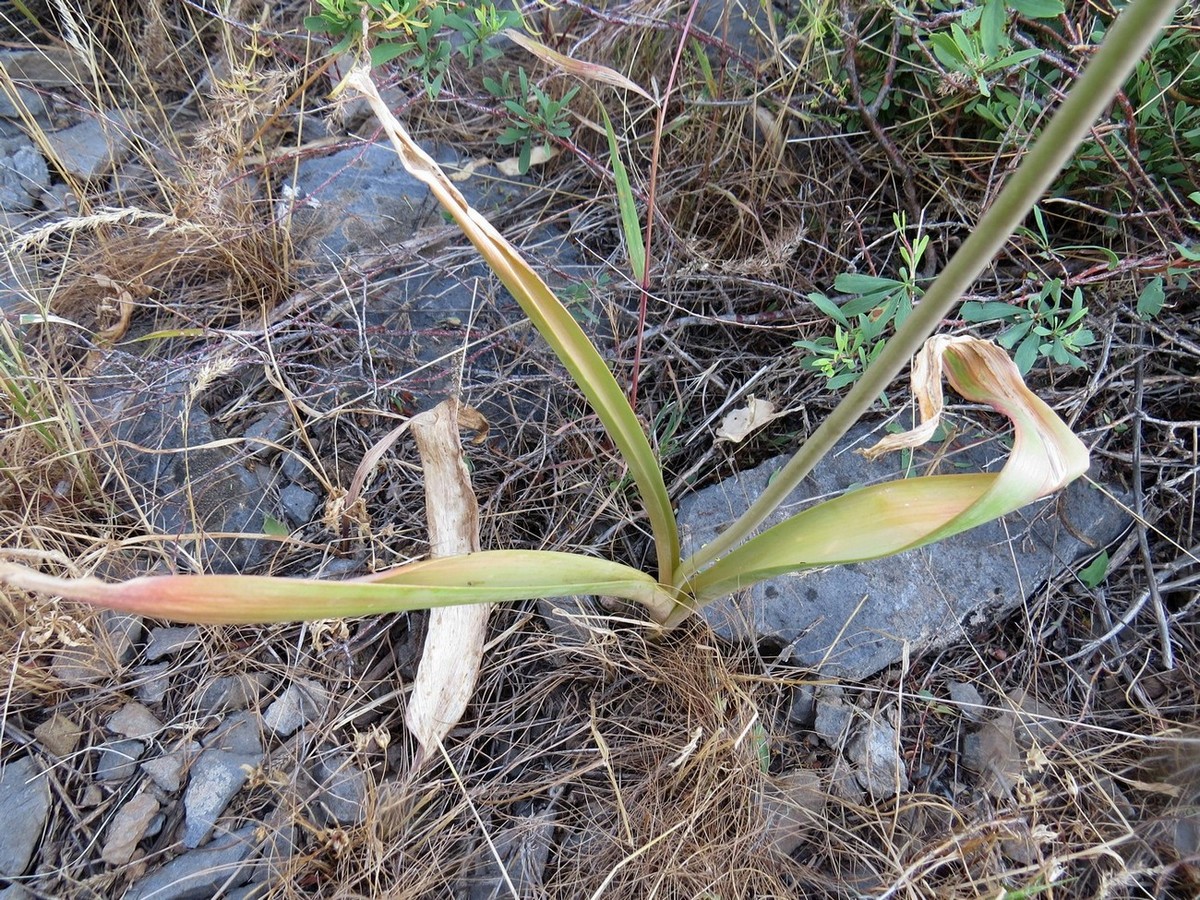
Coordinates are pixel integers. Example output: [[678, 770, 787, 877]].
[[1, 0, 1197, 897]]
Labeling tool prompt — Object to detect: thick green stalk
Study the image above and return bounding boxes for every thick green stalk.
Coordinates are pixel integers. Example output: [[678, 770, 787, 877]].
[[674, 0, 1177, 588]]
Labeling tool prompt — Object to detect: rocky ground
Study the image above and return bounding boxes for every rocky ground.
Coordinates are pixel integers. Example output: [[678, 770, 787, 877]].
[[1, 1, 1198, 898]]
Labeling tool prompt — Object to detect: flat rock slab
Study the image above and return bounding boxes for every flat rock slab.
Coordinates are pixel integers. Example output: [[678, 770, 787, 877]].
[[123, 824, 260, 900], [0, 756, 51, 877], [678, 422, 1129, 680]]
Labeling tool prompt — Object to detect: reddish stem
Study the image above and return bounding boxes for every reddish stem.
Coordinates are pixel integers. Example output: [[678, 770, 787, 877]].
[[629, 0, 700, 409]]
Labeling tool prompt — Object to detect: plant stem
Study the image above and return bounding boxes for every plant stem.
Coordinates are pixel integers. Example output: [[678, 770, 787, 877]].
[[674, 0, 1178, 588]]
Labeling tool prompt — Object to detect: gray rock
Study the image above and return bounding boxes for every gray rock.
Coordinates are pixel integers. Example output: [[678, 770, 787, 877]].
[[101, 790, 160, 865], [0, 756, 51, 877], [679, 422, 1131, 679], [847, 717, 908, 797], [813, 686, 853, 744], [132, 663, 172, 704], [0, 48, 89, 87], [181, 749, 261, 848], [83, 367, 281, 574], [281, 141, 596, 421], [108, 702, 163, 740], [198, 673, 274, 715], [0, 135, 49, 210], [203, 711, 263, 757], [144, 626, 200, 662], [43, 108, 134, 180], [948, 681, 987, 723], [242, 408, 289, 455], [313, 751, 366, 825], [263, 679, 329, 737], [278, 485, 319, 527], [123, 824, 259, 900], [788, 684, 816, 726], [0, 884, 32, 899], [693, 0, 768, 58], [0, 83, 45, 120], [95, 739, 146, 782], [101, 610, 144, 665], [141, 749, 193, 793]]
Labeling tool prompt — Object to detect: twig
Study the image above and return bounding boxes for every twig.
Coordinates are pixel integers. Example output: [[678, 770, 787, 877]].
[[1131, 330, 1175, 668]]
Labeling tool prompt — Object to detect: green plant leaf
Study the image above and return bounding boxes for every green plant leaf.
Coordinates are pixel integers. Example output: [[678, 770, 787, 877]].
[[981, 0, 1007, 60], [343, 68, 679, 584], [0, 551, 678, 625], [1009, 0, 1066, 19], [599, 106, 646, 281], [835, 273, 904, 295], [677, 337, 1089, 616], [1136, 276, 1165, 320], [1077, 550, 1109, 588], [961, 300, 1022, 323]]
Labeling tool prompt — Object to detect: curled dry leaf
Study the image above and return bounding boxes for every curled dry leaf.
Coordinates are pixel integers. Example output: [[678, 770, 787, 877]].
[[715, 397, 783, 443], [501, 30, 654, 102], [406, 399, 490, 759]]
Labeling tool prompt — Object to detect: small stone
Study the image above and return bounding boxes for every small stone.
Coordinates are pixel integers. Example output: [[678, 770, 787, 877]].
[[33, 713, 81, 757], [202, 711, 263, 757], [101, 790, 160, 865], [182, 749, 261, 848], [0, 48, 89, 87], [847, 717, 909, 797], [813, 686, 853, 745], [0, 756, 51, 877], [243, 409, 289, 455], [141, 750, 192, 793], [123, 824, 259, 900], [101, 610, 143, 666], [0, 135, 49, 211], [313, 751, 366, 825], [788, 685, 816, 726], [107, 702, 163, 740], [761, 769, 825, 856], [0, 83, 45, 119], [947, 681, 986, 722], [263, 679, 330, 737], [279, 484, 319, 526], [144, 626, 200, 661], [198, 672, 274, 715], [95, 739, 146, 782], [132, 663, 172, 704], [43, 108, 134, 180]]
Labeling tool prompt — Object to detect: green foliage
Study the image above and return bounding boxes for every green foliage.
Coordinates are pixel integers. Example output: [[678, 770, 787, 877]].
[[815, 2, 1196, 214], [306, 0, 521, 98], [1136, 276, 1165, 321], [482, 68, 579, 174], [797, 213, 928, 389], [960, 279, 1095, 373]]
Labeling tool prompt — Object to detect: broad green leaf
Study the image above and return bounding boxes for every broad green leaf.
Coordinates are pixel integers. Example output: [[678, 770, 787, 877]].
[[808, 292, 850, 327], [1136, 276, 1165, 320], [835, 273, 904, 295], [340, 67, 678, 583], [981, 0, 1007, 60], [1009, 0, 1066, 19], [599, 105, 646, 281], [676, 337, 1088, 620], [0, 551, 678, 625], [1077, 550, 1109, 588], [960, 300, 1021, 323]]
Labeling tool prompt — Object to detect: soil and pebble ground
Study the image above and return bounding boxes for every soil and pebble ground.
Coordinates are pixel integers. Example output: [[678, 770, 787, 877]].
[[0, 1, 1198, 897]]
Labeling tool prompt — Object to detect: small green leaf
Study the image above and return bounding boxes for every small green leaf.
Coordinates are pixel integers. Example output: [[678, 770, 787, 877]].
[[599, 106, 646, 282], [835, 273, 904, 294], [1136, 276, 1165, 320], [1077, 551, 1109, 588], [262, 515, 290, 538]]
